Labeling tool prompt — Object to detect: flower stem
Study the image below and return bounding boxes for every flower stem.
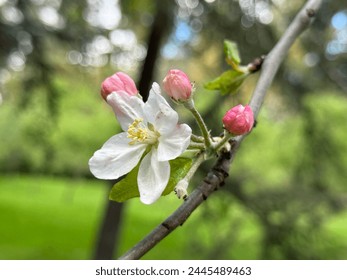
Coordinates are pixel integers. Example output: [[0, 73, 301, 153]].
[[212, 131, 233, 152], [174, 152, 206, 200], [185, 152, 206, 182], [184, 99, 212, 149]]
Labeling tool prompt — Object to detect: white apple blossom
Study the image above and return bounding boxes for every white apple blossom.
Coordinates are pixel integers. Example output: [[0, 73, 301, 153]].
[[89, 83, 192, 204]]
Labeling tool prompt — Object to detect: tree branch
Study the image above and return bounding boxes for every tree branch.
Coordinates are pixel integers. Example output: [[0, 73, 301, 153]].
[[118, 0, 322, 260], [249, 0, 322, 118]]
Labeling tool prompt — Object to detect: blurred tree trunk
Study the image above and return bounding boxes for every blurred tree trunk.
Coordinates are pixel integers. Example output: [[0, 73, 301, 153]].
[[138, 0, 173, 101], [92, 0, 174, 259], [93, 183, 124, 260]]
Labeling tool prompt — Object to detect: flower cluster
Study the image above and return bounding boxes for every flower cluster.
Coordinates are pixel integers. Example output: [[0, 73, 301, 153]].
[[89, 69, 254, 204], [89, 76, 191, 204]]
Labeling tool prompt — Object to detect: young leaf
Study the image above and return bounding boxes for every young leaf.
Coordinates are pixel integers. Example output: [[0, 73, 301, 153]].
[[224, 40, 241, 68], [162, 157, 193, 196], [204, 70, 249, 95], [109, 157, 193, 202]]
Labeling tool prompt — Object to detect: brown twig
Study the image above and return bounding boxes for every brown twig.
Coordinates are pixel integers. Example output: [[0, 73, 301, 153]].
[[119, 0, 322, 260]]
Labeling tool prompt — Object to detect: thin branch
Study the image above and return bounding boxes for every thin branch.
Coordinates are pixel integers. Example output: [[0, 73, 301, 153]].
[[119, 0, 322, 260], [119, 143, 238, 260], [249, 0, 322, 118]]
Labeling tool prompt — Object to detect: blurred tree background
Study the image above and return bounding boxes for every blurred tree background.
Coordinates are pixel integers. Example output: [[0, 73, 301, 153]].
[[0, 0, 347, 259]]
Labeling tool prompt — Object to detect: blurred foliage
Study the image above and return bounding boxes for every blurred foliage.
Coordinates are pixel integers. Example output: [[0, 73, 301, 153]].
[[191, 92, 347, 259], [1, 0, 347, 259]]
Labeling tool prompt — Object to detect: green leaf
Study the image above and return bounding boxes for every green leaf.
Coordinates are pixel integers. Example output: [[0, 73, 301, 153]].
[[109, 157, 193, 202], [224, 40, 241, 67], [162, 157, 193, 196], [109, 161, 140, 203], [204, 70, 249, 95]]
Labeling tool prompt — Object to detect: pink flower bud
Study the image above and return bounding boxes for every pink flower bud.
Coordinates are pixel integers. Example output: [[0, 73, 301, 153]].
[[222, 104, 254, 136], [162, 69, 192, 101], [100, 72, 138, 100]]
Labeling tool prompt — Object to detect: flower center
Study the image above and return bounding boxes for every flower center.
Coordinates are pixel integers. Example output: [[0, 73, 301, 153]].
[[127, 118, 160, 145]]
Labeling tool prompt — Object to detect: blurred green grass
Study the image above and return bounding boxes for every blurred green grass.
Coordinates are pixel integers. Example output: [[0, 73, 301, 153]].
[[0, 175, 190, 259], [0, 175, 108, 259], [1, 174, 347, 260], [0, 175, 261, 260]]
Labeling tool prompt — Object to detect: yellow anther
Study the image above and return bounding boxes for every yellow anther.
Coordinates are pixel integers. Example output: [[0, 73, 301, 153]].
[[127, 118, 148, 145], [127, 118, 160, 145]]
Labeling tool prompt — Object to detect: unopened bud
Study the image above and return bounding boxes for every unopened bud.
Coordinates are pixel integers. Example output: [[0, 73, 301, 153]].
[[162, 69, 192, 101], [174, 179, 189, 200], [100, 72, 138, 100], [222, 104, 254, 136]]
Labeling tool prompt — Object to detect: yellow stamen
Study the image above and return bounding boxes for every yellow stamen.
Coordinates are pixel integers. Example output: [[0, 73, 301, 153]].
[[127, 118, 159, 145]]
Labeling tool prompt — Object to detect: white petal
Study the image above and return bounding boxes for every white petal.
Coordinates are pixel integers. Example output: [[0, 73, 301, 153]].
[[149, 82, 169, 106], [138, 148, 170, 204], [157, 123, 192, 161], [144, 83, 178, 134], [89, 132, 146, 179], [107, 91, 145, 131]]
